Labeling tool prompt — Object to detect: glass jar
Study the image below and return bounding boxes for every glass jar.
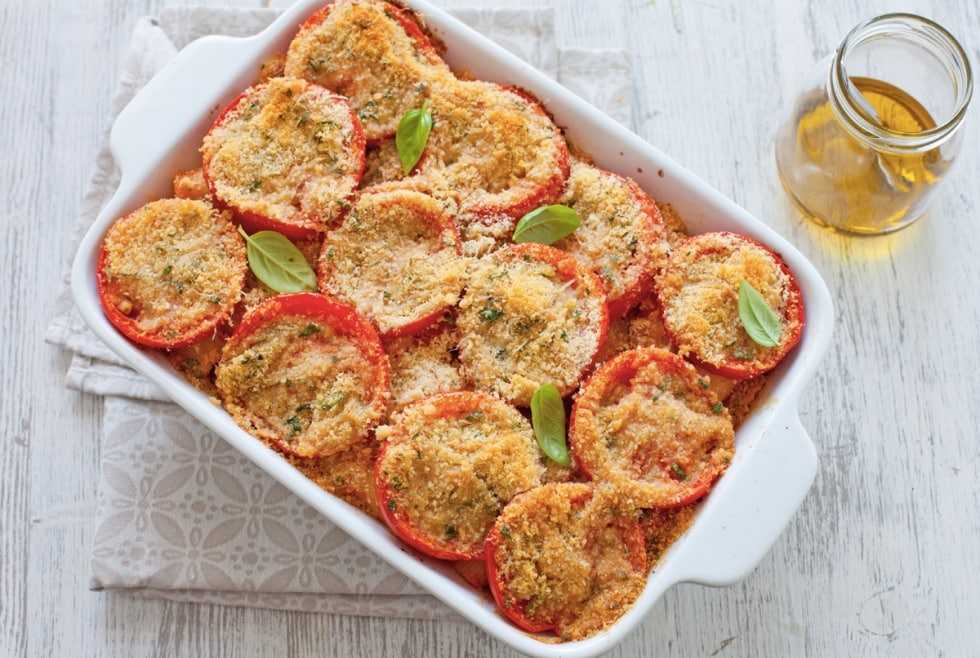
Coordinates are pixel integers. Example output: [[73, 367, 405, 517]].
[[775, 13, 973, 235]]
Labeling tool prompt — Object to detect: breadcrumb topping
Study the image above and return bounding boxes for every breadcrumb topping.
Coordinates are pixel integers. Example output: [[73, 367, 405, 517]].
[[202, 77, 363, 235], [556, 161, 667, 317], [656, 231, 801, 376], [377, 392, 546, 558], [318, 188, 465, 338], [457, 244, 607, 406], [215, 305, 389, 459], [99, 198, 245, 347]]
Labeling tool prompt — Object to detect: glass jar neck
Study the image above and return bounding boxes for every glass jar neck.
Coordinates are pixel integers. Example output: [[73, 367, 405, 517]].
[[827, 13, 973, 153]]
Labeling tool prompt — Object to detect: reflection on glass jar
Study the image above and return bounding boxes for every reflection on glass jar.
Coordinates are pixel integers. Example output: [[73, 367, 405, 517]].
[[775, 14, 973, 235]]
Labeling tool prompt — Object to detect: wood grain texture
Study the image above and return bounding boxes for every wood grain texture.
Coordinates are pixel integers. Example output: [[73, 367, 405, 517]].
[[4, 0, 979, 656]]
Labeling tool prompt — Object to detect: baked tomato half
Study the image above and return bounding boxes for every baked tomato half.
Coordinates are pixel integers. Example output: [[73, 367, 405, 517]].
[[215, 292, 390, 460], [383, 314, 465, 411], [374, 391, 546, 560], [654, 231, 805, 380], [419, 81, 571, 254], [569, 347, 735, 509], [318, 188, 465, 339], [456, 242, 608, 407], [283, 0, 450, 142], [555, 161, 668, 318], [201, 76, 365, 240], [485, 482, 648, 639], [96, 198, 246, 349]]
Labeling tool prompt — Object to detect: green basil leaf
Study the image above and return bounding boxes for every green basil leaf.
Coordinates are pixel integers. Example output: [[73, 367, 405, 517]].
[[238, 226, 317, 293], [738, 278, 782, 347], [395, 99, 432, 175], [529, 384, 571, 467], [512, 205, 581, 245]]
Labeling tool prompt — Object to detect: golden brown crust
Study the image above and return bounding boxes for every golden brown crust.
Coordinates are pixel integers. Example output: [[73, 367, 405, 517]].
[[654, 231, 805, 379], [723, 373, 769, 428], [419, 81, 571, 256], [296, 439, 381, 517], [172, 168, 210, 200], [375, 391, 546, 559], [556, 161, 668, 318], [215, 294, 390, 460], [457, 243, 608, 406], [317, 188, 465, 338], [486, 482, 647, 640], [569, 348, 735, 509], [284, 0, 451, 142], [656, 201, 690, 250], [97, 198, 246, 349], [384, 318, 466, 410], [201, 77, 364, 238]]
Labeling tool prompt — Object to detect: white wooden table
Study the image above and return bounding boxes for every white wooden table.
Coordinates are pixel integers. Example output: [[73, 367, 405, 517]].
[[5, 0, 980, 656]]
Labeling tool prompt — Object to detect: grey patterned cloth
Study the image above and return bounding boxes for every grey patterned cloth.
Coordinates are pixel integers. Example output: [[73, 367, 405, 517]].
[[47, 6, 632, 618]]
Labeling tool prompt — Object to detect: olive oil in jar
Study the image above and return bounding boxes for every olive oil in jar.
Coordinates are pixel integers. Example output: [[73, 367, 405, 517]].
[[774, 14, 973, 235], [777, 77, 947, 234]]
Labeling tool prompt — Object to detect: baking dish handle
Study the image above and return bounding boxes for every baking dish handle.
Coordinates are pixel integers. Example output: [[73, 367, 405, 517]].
[[662, 403, 818, 587]]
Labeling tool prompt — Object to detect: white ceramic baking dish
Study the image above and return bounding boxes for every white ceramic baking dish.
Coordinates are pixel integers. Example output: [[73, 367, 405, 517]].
[[71, 1, 834, 655]]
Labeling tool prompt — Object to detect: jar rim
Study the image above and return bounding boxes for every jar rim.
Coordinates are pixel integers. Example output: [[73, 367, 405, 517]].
[[830, 12, 973, 150]]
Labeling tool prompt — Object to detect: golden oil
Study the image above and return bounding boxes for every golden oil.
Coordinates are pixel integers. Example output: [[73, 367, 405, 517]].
[[777, 77, 947, 234], [774, 14, 972, 235]]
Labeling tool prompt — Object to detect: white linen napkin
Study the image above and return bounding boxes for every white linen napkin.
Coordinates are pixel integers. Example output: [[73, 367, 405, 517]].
[[47, 5, 633, 618]]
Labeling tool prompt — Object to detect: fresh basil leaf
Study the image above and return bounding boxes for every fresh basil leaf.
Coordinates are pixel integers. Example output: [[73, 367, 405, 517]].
[[238, 226, 317, 293], [738, 278, 782, 347], [512, 205, 581, 245], [529, 384, 571, 467], [396, 99, 432, 175]]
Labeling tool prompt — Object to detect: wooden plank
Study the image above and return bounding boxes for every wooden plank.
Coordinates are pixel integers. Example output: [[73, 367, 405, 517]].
[[6, 0, 980, 656]]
